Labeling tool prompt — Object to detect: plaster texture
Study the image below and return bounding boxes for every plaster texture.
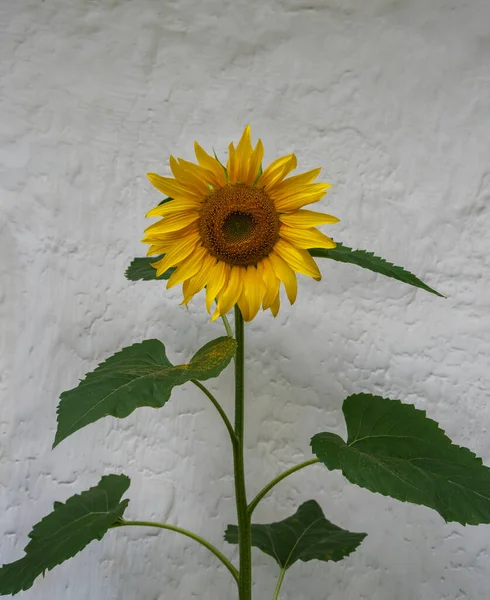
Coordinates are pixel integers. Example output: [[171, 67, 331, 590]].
[[1, 0, 490, 598]]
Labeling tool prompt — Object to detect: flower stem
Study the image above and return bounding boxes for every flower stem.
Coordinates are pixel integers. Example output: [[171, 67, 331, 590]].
[[115, 519, 239, 584], [233, 306, 252, 600], [272, 568, 287, 600], [247, 458, 320, 517], [221, 314, 233, 338]]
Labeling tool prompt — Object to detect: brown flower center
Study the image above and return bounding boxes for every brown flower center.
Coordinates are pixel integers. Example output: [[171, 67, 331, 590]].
[[198, 184, 280, 266]]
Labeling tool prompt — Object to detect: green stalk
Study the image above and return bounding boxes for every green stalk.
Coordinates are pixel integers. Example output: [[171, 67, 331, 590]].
[[272, 568, 287, 600], [115, 520, 238, 583], [248, 458, 320, 517], [191, 379, 238, 445], [233, 306, 252, 600], [221, 313, 233, 338]]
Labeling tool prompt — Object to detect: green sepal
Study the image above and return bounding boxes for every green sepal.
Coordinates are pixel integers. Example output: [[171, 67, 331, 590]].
[[253, 162, 263, 185]]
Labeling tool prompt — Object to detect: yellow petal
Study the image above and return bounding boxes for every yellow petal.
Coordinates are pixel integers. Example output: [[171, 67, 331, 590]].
[[279, 225, 336, 250], [168, 156, 211, 196], [181, 279, 191, 307], [273, 184, 331, 211], [194, 142, 227, 187], [273, 182, 331, 201], [210, 305, 221, 322], [147, 173, 202, 201], [235, 125, 253, 184], [258, 258, 280, 310], [269, 168, 322, 194], [216, 266, 244, 316], [144, 212, 200, 235], [274, 238, 321, 280], [205, 261, 230, 313], [238, 266, 263, 322], [257, 155, 294, 184], [181, 253, 216, 305], [237, 290, 250, 321], [256, 154, 297, 189], [270, 292, 280, 317], [146, 199, 202, 218], [246, 139, 264, 185], [169, 156, 204, 193], [150, 232, 200, 277], [268, 251, 298, 304], [169, 155, 182, 179], [146, 244, 165, 256], [266, 154, 298, 188], [227, 142, 238, 184], [166, 246, 208, 289], [177, 157, 218, 195], [279, 209, 339, 228], [142, 224, 199, 249]]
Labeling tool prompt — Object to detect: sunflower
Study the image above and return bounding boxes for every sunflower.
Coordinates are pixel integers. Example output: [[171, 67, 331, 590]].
[[142, 126, 338, 322]]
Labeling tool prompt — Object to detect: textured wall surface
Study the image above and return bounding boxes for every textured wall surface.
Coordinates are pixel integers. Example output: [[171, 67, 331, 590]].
[[1, 0, 490, 598]]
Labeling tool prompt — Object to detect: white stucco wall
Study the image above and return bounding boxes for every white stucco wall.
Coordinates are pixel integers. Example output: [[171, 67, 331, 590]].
[[1, 0, 490, 598]]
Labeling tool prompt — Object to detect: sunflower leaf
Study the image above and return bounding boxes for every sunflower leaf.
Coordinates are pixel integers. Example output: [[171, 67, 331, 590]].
[[311, 394, 490, 525], [54, 336, 237, 446], [126, 243, 443, 297], [125, 255, 174, 281], [158, 196, 173, 206], [224, 500, 366, 569], [309, 243, 444, 297], [0, 475, 130, 595]]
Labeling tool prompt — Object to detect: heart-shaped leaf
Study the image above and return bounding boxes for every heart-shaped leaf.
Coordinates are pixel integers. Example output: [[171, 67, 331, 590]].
[[54, 336, 236, 446], [225, 500, 366, 569], [0, 474, 130, 596], [309, 244, 443, 297], [312, 394, 490, 525]]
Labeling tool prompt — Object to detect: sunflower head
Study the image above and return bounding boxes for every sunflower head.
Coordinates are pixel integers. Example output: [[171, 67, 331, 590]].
[[198, 183, 280, 266], [142, 126, 339, 321]]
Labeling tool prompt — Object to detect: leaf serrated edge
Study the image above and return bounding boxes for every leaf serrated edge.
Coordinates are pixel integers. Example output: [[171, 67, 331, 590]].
[[309, 243, 445, 298]]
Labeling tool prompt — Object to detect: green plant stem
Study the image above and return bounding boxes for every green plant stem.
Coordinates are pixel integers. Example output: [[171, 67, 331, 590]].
[[248, 458, 320, 517], [115, 520, 239, 584], [272, 568, 287, 600], [192, 379, 237, 445], [221, 314, 233, 337], [233, 306, 252, 600]]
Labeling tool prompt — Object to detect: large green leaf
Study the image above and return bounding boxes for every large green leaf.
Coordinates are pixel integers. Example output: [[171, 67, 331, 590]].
[[125, 255, 173, 281], [309, 244, 443, 297], [311, 394, 490, 525], [125, 242, 443, 296], [0, 474, 130, 595], [54, 336, 236, 446], [224, 500, 366, 569]]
